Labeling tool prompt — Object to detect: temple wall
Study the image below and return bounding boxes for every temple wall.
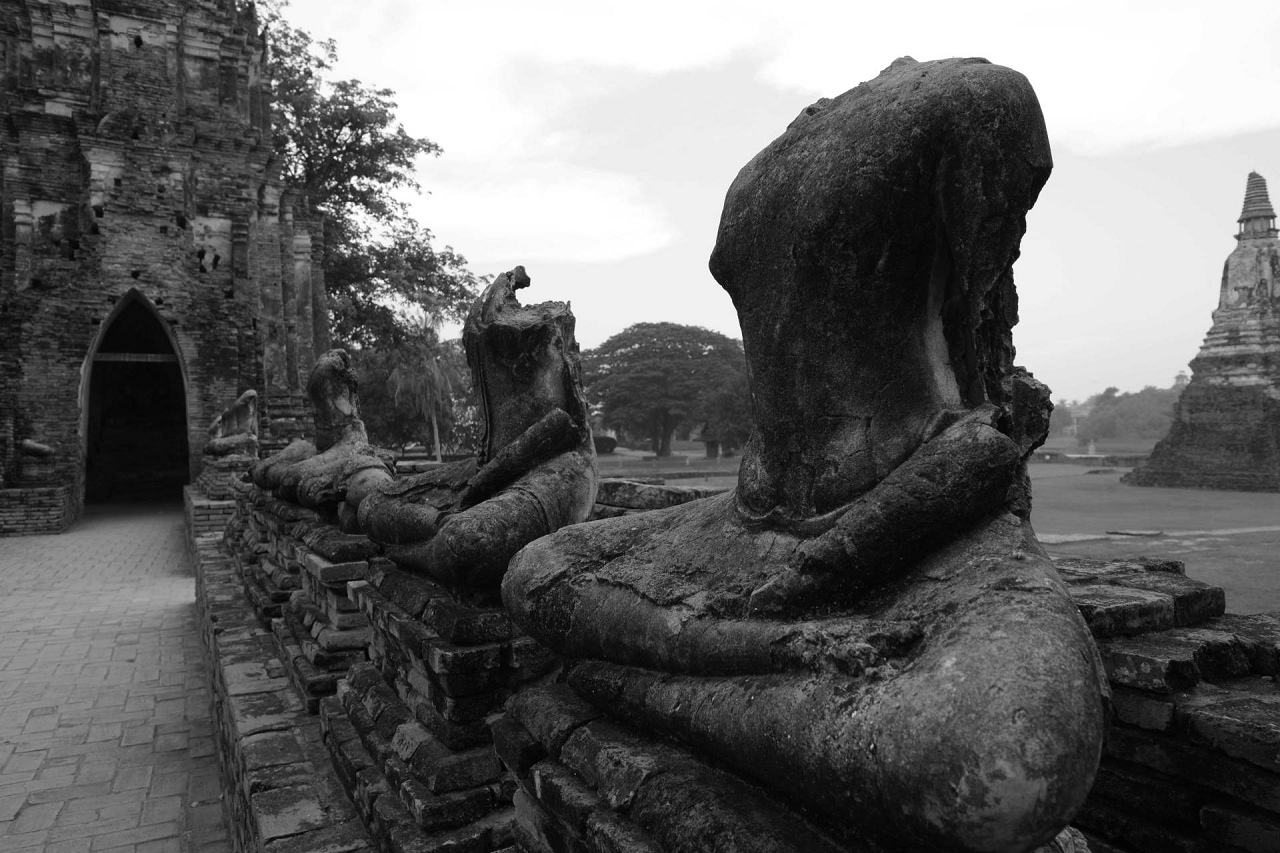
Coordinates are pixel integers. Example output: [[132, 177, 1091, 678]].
[[1129, 384, 1280, 491], [0, 485, 76, 535], [1219, 240, 1280, 309], [0, 0, 327, 533]]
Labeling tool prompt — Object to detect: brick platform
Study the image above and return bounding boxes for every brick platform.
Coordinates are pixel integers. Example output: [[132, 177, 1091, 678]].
[[211, 479, 537, 852], [186, 486, 237, 543], [192, 533, 373, 853], [195, 475, 1280, 853], [0, 485, 77, 537], [1055, 557, 1280, 853]]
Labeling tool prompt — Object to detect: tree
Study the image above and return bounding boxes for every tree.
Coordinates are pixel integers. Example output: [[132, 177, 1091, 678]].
[[585, 323, 748, 457], [1076, 385, 1178, 445], [260, 1, 478, 441], [699, 370, 754, 452], [353, 336, 479, 453], [387, 331, 466, 461], [1048, 398, 1075, 436]]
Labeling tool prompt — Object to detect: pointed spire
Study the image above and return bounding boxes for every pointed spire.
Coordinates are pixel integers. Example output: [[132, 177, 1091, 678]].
[[1238, 171, 1276, 223]]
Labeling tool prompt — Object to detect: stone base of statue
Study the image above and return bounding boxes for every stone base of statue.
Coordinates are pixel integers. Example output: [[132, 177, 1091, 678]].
[[195, 454, 255, 501]]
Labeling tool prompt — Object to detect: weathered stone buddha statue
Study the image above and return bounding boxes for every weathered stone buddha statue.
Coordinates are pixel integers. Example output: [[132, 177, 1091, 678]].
[[503, 58, 1106, 853], [203, 389, 259, 460], [358, 267, 598, 590], [249, 349, 392, 523]]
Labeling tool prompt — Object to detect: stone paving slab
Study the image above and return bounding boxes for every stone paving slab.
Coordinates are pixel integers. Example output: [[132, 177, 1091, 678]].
[[0, 503, 232, 853]]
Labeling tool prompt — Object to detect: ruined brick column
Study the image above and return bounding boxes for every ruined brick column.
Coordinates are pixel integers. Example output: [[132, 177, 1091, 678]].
[[1126, 171, 1280, 490]]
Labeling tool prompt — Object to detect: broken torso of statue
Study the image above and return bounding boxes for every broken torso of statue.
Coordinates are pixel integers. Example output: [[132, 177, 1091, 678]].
[[358, 267, 598, 591]]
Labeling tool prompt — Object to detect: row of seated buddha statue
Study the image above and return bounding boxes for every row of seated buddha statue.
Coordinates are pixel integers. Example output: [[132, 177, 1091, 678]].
[[228, 56, 1105, 853]]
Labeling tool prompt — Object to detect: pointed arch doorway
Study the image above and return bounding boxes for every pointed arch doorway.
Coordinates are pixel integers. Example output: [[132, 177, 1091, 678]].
[[84, 293, 190, 503]]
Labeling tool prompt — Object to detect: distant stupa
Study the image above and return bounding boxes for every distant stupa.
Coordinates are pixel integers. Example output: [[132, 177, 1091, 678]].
[[1125, 171, 1280, 490]]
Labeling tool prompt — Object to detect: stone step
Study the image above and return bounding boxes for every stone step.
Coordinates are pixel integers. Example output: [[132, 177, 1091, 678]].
[[1099, 627, 1253, 692], [1055, 557, 1226, 638], [1105, 724, 1280, 816]]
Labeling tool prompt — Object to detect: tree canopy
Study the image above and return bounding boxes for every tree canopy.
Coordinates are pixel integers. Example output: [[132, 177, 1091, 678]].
[[1075, 385, 1179, 444], [259, 1, 480, 447], [584, 323, 750, 457], [262, 1, 478, 341], [355, 334, 479, 454]]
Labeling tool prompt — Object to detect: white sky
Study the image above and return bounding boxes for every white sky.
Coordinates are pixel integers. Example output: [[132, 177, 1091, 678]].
[[281, 0, 1280, 403]]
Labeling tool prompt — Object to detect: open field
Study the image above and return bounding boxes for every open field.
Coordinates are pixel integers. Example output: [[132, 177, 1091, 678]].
[[595, 448, 740, 485], [1031, 464, 1280, 614], [1041, 436, 1160, 455], [596, 458, 1280, 615]]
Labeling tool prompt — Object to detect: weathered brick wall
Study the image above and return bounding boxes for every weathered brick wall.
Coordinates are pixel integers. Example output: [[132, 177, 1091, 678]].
[[188, 524, 376, 853], [184, 484, 236, 541], [215, 479, 531, 852], [1057, 556, 1280, 853], [226, 479, 376, 712], [0, 485, 76, 535], [0, 0, 325, 533], [1126, 382, 1280, 490]]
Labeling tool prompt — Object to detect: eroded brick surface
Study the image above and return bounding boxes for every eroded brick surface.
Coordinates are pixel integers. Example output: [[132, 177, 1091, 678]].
[[0, 503, 231, 852], [1054, 557, 1280, 853], [0, 0, 326, 534]]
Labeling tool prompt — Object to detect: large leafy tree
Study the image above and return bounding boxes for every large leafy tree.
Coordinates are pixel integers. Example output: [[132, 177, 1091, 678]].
[[1075, 385, 1178, 444], [1048, 398, 1076, 436], [387, 334, 468, 460], [353, 335, 480, 454], [699, 369, 754, 453], [260, 1, 478, 442], [585, 323, 749, 457]]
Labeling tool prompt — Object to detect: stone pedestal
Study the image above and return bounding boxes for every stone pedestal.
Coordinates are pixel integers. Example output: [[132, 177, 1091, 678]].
[[224, 479, 375, 712], [222, 474, 552, 852], [315, 563, 562, 853], [196, 455, 256, 501]]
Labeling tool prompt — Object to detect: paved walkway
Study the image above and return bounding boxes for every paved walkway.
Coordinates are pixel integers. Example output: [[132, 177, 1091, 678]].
[[0, 504, 231, 853]]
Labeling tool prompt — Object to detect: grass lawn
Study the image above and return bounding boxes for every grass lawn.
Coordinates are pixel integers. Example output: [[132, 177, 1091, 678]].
[[590, 458, 1280, 615], [1042, 436, 1160, 455], [1031, 464, 1280, 614]]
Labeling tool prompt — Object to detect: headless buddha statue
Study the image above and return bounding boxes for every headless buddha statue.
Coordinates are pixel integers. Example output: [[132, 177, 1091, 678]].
[[502, 58, 1107, 853], [204, 389, 259, 460], [249, 349, 391, 523], [358, 267, 598, 590]]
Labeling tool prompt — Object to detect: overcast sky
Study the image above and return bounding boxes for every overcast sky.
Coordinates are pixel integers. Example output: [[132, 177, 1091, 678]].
[[280, 0, 1280, 404]]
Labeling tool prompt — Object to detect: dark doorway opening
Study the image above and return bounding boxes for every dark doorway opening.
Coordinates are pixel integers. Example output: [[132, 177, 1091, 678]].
[[85, 299, 189, 502]]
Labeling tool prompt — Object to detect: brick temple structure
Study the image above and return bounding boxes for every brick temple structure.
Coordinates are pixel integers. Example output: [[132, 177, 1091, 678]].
[[0, 0, 327, 535], [1125, 171, 1280, 491]]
